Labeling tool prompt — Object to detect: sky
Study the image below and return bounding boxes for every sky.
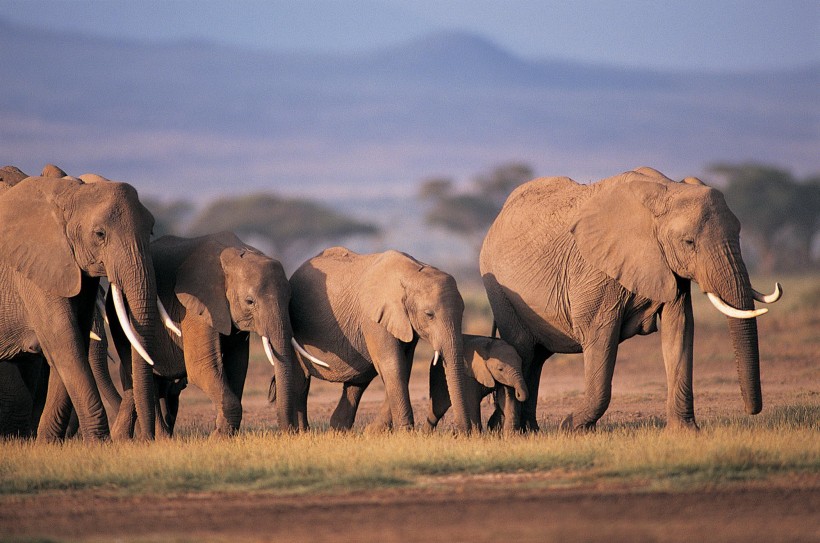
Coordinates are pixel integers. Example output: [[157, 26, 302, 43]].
[[0, 0, 817, 71]]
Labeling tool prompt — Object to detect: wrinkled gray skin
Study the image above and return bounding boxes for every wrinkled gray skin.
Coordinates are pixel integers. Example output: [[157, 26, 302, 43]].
[[282, 247, 473, 432], [109, 232, 298, 438], [0, 166, 158, 442], [481, 167, 769, 432], [425, 334, 527, 433]]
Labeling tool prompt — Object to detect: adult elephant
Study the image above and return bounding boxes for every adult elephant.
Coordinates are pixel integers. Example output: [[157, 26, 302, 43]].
[[109, 232, 298, 437], [425, 334, 527, 433], [0, 169, 159, 441], [282, 247, 472, 432], [480, 167, 781, 432]]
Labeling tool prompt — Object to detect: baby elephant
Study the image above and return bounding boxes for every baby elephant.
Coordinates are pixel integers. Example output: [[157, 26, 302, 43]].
[[425, 334, 527, 433]]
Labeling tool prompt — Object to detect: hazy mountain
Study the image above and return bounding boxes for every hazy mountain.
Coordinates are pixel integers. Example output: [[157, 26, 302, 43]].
[[1, 17, 817, 204]]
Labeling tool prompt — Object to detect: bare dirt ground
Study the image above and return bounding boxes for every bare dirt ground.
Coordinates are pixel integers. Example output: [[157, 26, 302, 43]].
[[2, 289, 818, 542]]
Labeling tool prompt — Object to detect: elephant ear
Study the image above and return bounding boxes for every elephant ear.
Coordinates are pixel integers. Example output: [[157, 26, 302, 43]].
[[466, 340, 497, 388], [0, 177, 82, 297], [362, 261, 414, 343], [571, 179, 678, 302], [174, 240, 233, 335]]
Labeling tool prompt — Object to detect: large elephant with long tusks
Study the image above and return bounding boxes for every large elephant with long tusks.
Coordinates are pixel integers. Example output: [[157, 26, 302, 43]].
[[480, 166, 782, 432], [0, 165, 159, 442], [108, 231, 298, 438]]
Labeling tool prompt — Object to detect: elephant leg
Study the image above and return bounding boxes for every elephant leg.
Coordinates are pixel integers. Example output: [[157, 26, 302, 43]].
[[498, 385, 521, 435], [112, 389, 137, 440], [17, 355, 48, 435], [486, 389, 504, 431], [30, 297, 109, 441], [296, 374, 310, 431], [330, 378, 372, 430], [364, 327, 415, 430], [520, 345, 552, 432], [0, 361, 35, 437], [660, 287, 698, 431], [36, 368, 74, 442], [365, 396, 393, 433], [184, 325, 239, 436], [220, 331, 250, 414], [562, 325, 620, 431], [110, 338, 138, 440], [64, 410, 80, 439]]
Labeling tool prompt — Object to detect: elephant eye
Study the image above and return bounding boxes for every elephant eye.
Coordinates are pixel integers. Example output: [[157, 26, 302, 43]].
[[245, 296, 255, 306], [424, 309, 435, 319], [683, 238, 695, 248], [94, 228, 106, 242]]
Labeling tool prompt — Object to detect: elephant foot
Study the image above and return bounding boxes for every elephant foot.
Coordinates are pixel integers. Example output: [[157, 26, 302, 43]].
[[665, 418, 700, 433], [559, 413, 596, 433], [487, 408, 504, 431], [521, 415, 540, 433]]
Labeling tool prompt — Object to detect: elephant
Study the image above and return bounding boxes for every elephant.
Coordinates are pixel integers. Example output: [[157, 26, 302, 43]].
[[108, 231, 298, 438], [282, 247, 473, 432], [425, 334, 527, 433], [0, 166, 160, 441], [480, 166, 782, 432]]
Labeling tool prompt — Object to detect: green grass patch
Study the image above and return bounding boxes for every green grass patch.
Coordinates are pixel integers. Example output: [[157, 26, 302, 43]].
[[1, 404, 817, 496]]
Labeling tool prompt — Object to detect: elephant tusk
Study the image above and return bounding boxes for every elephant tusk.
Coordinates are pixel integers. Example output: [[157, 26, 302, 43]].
[[752, 282, 783, 304], [111, 283, 156, 366], [290, 338, 331, 369], [158, 297, 182, 337], [431, 350, 441, 366], [706, 292, 768, 319], [90, 330, 102, 342], [262, 336, 276, 367]]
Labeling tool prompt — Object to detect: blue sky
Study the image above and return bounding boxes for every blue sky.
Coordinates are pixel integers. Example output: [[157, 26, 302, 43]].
[[0, 0, 816, 71]]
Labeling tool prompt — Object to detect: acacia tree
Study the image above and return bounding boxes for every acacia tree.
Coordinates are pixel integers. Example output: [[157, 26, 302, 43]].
[[186, 193, 379, 270], [710, 163, 820, 273]]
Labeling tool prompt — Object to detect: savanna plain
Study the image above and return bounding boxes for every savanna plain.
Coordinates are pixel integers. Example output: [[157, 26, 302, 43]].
[[1, 275, 818, 542]]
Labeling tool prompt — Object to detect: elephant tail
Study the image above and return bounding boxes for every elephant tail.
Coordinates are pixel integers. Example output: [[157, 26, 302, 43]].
[[491, 321, 498, 339]]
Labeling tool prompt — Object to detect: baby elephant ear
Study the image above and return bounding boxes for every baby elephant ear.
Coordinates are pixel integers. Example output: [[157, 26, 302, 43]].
[[0, 177, 82, 298], [174, 241, 233, 335], [468, 354, 496, 389], [466, 340, 497, 388]]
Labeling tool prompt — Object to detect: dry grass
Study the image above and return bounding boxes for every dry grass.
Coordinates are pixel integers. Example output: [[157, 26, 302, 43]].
[[2, 404, 817, 496]]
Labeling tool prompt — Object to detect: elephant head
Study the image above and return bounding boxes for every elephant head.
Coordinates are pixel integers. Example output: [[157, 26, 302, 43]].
[[571, 167, 780, 415], [465, 335, 528, 402], [362, 251, 473, 432], [170, 232, 298, 430]]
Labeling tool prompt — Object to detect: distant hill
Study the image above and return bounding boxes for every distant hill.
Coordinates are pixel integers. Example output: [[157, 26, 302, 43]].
[[1, 17, 817, 203]]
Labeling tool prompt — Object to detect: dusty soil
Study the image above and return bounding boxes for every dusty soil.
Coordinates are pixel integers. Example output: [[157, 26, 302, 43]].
[[2, 291, 818, 542], [2, 480, 819, 542]]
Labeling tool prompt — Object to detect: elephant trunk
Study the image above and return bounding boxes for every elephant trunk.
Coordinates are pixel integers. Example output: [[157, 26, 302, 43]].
[[89, 312, 122, 413], [440, 337, 473, 433], [705, 244, 762, 415], [261, 314, 298, 431], [110, 248, 159, 439], [511, 370, 528, 402]]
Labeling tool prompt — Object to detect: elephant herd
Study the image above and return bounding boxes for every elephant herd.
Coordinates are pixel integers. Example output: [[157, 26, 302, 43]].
[[0, 164, 781, 442]]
